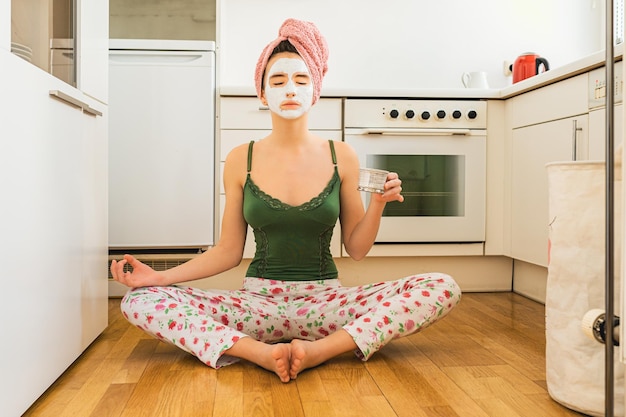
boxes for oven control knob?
[452,110,462,119]
[405,110,415,119]
[420,111,431,120]
[436,110,446,119]
[467,110,478,119]
[389,109,400,119]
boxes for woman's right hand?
[110,254,167,288]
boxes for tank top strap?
[247,140,254,173]
[328,140,337,166]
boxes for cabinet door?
[77,0,108,102]
[0,50,107,416]
[511,115,589,266]
[80,108,109,347]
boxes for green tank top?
[243,140,340,281]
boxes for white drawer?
[220,97,342,130]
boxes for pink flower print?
[123,311,129,319]
[363,317,371,323]
[296,307,309,316]
[421,290,431,297]
[319,328,329,336]
[300,330,309,337]
[273,330,284,338]
[156,332,164,339]
[305,285,316,290]
[216,325,226,331]
[283,320,291,330]
[271,287,283,295]
[444,290,452,299]
[383,301,391,307]
[221,315,229,325]
[376,294,384,302]
[360,300,367,307]
[198,303,205,311]
[133,312,139,320]
[356,294,364,301]
[377,321,384,329]
[405,319,416,331]
[204,342,210,351]
[179,337,186,346]
[415,300,423,307]
[146,315,154,324]
[155,304,165,311]
[348,308,356,316]
[383,316,391,325]
[168,303,177,309]
[168,320,177,330]
[402,293,411,298]
[193,337,199,345]
[438,296,444,303]
[329,323,337,331]
[340,299,348,307]
[326,293,337,302]
[356,327,363,333]
[338,310,346,317]
[232,336,240,343]
[237,322,244,331]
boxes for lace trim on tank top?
[245,170,339,211]
[245,139,339,211]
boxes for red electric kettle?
[512,52,550,83]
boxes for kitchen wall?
[110,0,216,40]
[218,0,604,91]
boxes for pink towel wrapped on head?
[255,18,329,105]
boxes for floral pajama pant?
[120,273,461,368]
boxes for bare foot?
[289,331,358,380]
[263,343,292,383]
[289,339,323,380]
[226,338,292,383]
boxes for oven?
[344,98,487,243]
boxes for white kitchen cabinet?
[0,50,108,417]
[511,115,589,267]
[218,97,343,258]
[507,74,589,268]
[589,104,624,160]
[0,1,8,50]
[78,0,110,103]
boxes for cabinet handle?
[49,90,102,117]
[572,119,583,161]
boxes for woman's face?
[262,52,313,120]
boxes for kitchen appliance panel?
[344,99,487,244]
[109,41,216,248]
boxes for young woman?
[110,18,461,383]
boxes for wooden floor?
[23,292,587,417]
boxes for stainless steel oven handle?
[344,128,472,136]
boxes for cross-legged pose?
[111,18,461,383]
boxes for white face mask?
[264,57,313,119]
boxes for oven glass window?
[366,154,465,217]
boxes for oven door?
[344,128,486,243]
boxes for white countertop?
[220,46,622,100]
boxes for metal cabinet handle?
[49,90,102,117]
[572,119,583,161]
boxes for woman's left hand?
[373,172,404,203]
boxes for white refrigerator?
[108,39,216,249]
